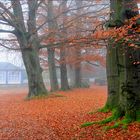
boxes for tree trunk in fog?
[105,0,140,121]
[74,48,82,87]
[12,0,48,97]
[68,64,75,87]
[47,0,59,91]
[74,0,83,88]
[48,48,59,91]
[60,0,69,90]
[60,47,69,90]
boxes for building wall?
[0,71,6,84]
[0,70,22,84]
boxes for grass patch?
[49,94,65,98]
[25,93,48,100]
[25,93,65,101]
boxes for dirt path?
[0,86,140,140]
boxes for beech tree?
[40,0,70,91]
[0,0,48,97]
[80,0,140,128]
[39,0,108,90]
[0,0,108,97]
[101,0,140,125]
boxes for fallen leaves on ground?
[0,86,140,140]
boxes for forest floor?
[0,86,140,140]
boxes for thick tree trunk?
[73,0,83,88]
[104,0,140,121]
[60,0,69,90]
[105,44,119,109]
[105,0,121,108]
[11,0,48,98]
[16,31,48,98]
[106,0,122,109]
[47,0,59,91]
[60,47,69,90]
[74,48,82,87]
[118,47,140,120]
[22,47,48,97]
[48,48,59,91]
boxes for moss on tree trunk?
[100,0,140,126]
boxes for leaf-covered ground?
[0,86,140,140]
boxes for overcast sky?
[0,51,23,67]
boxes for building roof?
[0,62,22,70]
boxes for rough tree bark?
[12,0,48,97]
[104,0,140,122]
[105,0,122,109]
[105,43,119,109]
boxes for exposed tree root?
[97,106,110,113]
[81,115,117,128]
[81,107,125,129]
[81,105,140,130]
[81,121,97,127]
[103,118,132,131]
[87,105,110,115]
